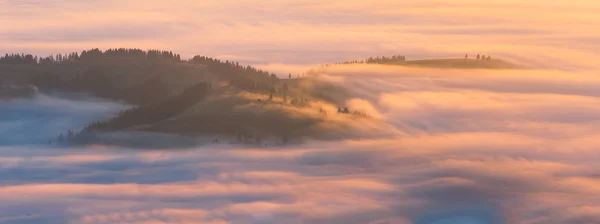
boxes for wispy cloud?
[0,93,127,145]
[2,65,600,223]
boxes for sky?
[2,1,600,223]
[1,0,599,72]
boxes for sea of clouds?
[2,64,600,224]
[2,0,600,223]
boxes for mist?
[2,0,599,223]
[1,64,599,224]
[0,93,128,146]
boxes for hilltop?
[331,54,523,69]
[396,58,521,69]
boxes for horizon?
[3,0,599,73]
[0,48,522,77]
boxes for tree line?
[189,55,279,92]
[322,54,407,67]
[0,53,38,64]
[190,55,276,80]
[1,48,279,86]
[4,48,283,97]
[0,48,183,65]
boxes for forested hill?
[1,49,372,146]
[0,48,281,105]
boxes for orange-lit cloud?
[2,0,599,71]
[2,64,600,223]
[2,1,600,223]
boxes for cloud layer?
[3,1,600,223]
[2,64,600,223]
[0,93,127,145]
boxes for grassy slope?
[389,58,522,69]
[125,82,381,141]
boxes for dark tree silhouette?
[0,53,37,64]
[4,47,311,127]
[337,54,407,65]
[4,48,185,65]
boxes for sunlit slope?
[151,92,393,139]
[91,82,396,143]
[395,58,522,69]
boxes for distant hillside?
[399,58,521,69]
[331,54,522,69]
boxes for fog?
[2,1,599,223]
[1,65,600,224]
[0,94,128,146]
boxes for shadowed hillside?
[84,82,211,132]
[1,49,276,104]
